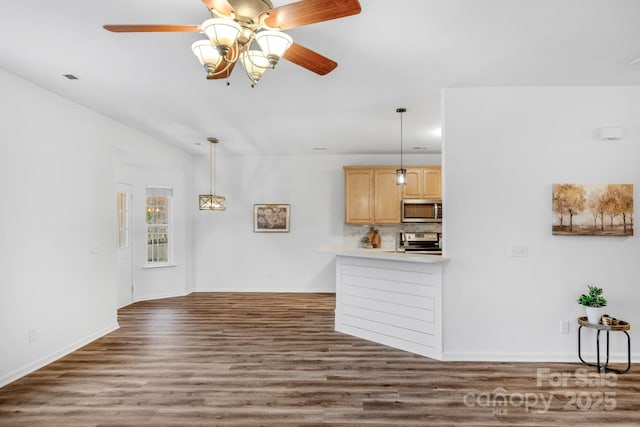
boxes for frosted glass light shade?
[191,40,222,69]
[255,30,292,65]
[240,50,270,84]
[396,168,406,185]
[202,18,242,54]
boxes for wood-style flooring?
[0,292,638,426]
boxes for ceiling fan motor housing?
[226,0,273,19]
[219,0,274,47]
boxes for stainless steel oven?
[398,232,442,254]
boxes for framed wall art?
[253,204,290,233]
[552,183,633,236]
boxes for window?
[145,187,173,265]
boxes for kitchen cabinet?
[372,168,402,223]
[344,166,402,224]
[344,167,373,224]
[403,166,441,200]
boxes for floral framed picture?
[253,204,290,233]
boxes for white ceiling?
[1,0,639,157]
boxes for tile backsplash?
[343,223,442,250]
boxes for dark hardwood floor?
[0,292,638,426]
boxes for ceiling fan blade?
[206,45,239,79]
[283,43,337,75]
[103,24,201,33]
[261,0,361,30]
[201,0,236,18]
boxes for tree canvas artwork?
[552,184,634,236]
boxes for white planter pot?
[585,306,601,324]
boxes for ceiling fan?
[104,0,362,86]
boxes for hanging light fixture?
[191,6,294,87]
[199,137,226,211]
[105,0,363,87]
[396,107,407,185]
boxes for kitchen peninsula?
[319,246,447,360]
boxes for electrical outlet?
[560,320,570,334]
[28,329,37,343]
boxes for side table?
[577,316,631,374]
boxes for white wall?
[116,145,194,301]
[193,153,440,292]
[0,69,117,385]
[442,86,640,361]
[0,68,194,386]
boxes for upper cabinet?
[344,167,374,224]
[403,166,442,200]
[344,165,442,224]
[372,168,402,224]
[344,166,402,224]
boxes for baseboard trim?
[0,323,120,388]
[442,351,639,363]
[193,288,335,293]
[133,290,193,303]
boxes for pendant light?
[396,107,407,185]
[199,137,226,211]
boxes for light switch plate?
[90,240,101,254]
[509,245,528,257]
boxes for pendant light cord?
[210,140,216,195]
[399,110,403,169]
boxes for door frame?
[116,182,134,308]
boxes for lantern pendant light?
[199,138,226,211]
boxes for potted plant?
[577,285,607,324]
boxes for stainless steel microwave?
[401,199,442,223]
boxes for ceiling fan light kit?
[202,18,242,57]
[192,40,225,74]
[240,49,271,84]
[255,30,293,67]
[104,0,362,87]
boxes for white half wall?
[193,153,440,292]
[442,86,640,362]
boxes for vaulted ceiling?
[1,1,639,157]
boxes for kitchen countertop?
[317,245,448,264]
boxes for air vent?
[63,74,79,80]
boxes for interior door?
[116,183,133,308]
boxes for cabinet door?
[344,168,373,224]
[402,168,423,199]
[423,167,442,199]
[373,168,402,224]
